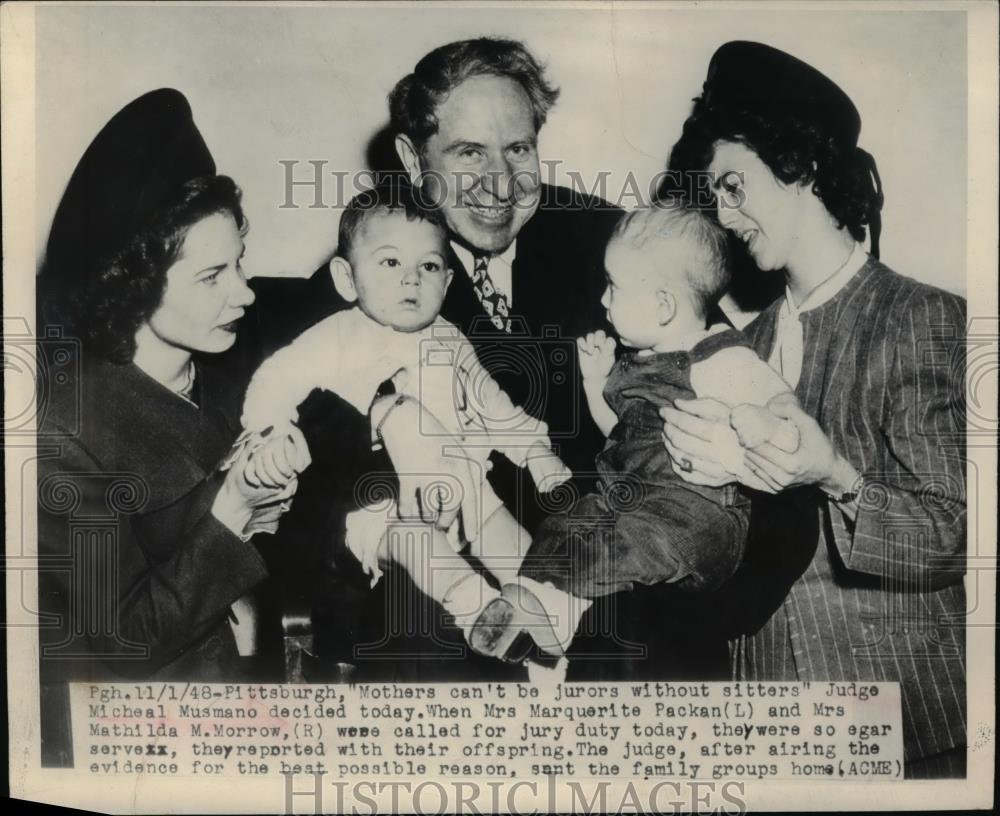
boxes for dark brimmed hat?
[702,41,861,149]
[43,88,215,284]
[699,41,883,256]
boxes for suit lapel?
[509,246,536,331]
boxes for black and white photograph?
[3,1,996,813]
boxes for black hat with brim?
[697,41,883,257]
[701,41,861,149]
[43,88,215,284]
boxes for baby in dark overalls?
[473,201,800,663]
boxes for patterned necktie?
[471,254,512,333]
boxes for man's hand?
[577,330,617,383]
[373,394,482,540]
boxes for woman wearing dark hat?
[36,89,309,746]
[660,42,967,778]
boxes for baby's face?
[601,237,682,349]
[349,213,452,332]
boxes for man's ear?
[656,288,677,326]
[330,256,358,303]
[395,134,422,185]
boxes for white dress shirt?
[451,240,517,306]
[769,242,869,389]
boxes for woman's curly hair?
[666,101,882,245]
[42,175,247,363]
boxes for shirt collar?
[451,239,518,274]
[497,241,517,266]
[782,242,869,318]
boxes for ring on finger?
[679,457,694,473]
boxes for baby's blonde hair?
[612,198,730,317]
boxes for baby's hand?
[525,441,573,493]
[577,331,617,382]
[730,403,800,453]
[242,424,313,489]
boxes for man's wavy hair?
[389,37,560,151]
[41,176,247,364]
[667,101,882,246]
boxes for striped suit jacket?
[733,257,967,762]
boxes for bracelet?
[824,473,864,505]
[373,394,409,449]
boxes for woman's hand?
[373,394,482,539]
[743,394,860,495]
[659,396,738,487]
[212,428,309,536]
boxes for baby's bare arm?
[577,331,619,436]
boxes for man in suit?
[246,38,620,486]
[240,38,730,681]
[388,38,626,521]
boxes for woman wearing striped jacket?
[660,41,967,778]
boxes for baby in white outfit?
[242,185,570,658]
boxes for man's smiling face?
[410,74,541,254]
